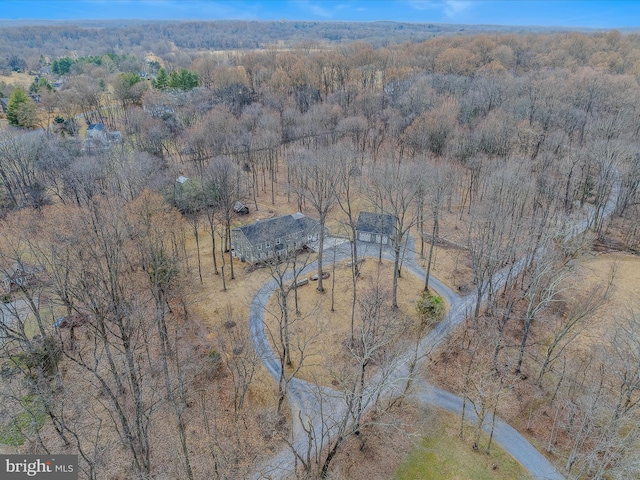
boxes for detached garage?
[356,212,397,246]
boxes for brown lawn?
[184,181,475,394]
[0,71,33,88]
[529,251,640,359]
[263,256,426,386]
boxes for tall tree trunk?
[317,222,325,293]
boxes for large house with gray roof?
[231,213,323,264]
[356,212,397,246]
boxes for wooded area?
[1,21,640,479]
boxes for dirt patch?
[328,401,427,479]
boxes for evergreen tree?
[168,68,199,90]
[29,77,54,94]
[6,87,37,127]
[52,57,75,75]
[16,100,39,129]
[152,68,169,90]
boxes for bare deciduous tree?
[368,160,420,308]
[287,146,339,293]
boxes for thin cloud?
[444,0,473,17]
[291,0,335,18]
[405,1,440,11]
[406,0,477,18]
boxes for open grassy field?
[0,71,33,88]
[534,251,640,360]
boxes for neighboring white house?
[356,212,397,245]
[231,213,324,264]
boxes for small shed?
[234,201,249,215]
[108,131,123,143]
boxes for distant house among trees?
[231,212,323,263]
[1,263,44,295]
[83,122,123,152]
[87,122,106,140]
[356,212,397,245]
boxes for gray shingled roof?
[356,212,396,236]
[237,213,318,246]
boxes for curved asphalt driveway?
[250,236,563,480]
[250,174,620,479]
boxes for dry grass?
[415,202,476,292]
[394,409,533,480]
[263,257,425,386]
[414,242,475,293]
[422,251,640,474]
[0,72,33,88]
[327,402,532,480]
[180,226,280,408]
[551,251,640,355]
[329,401,428,479]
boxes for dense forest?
[1,21,640,479]
[0,19,610,72]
